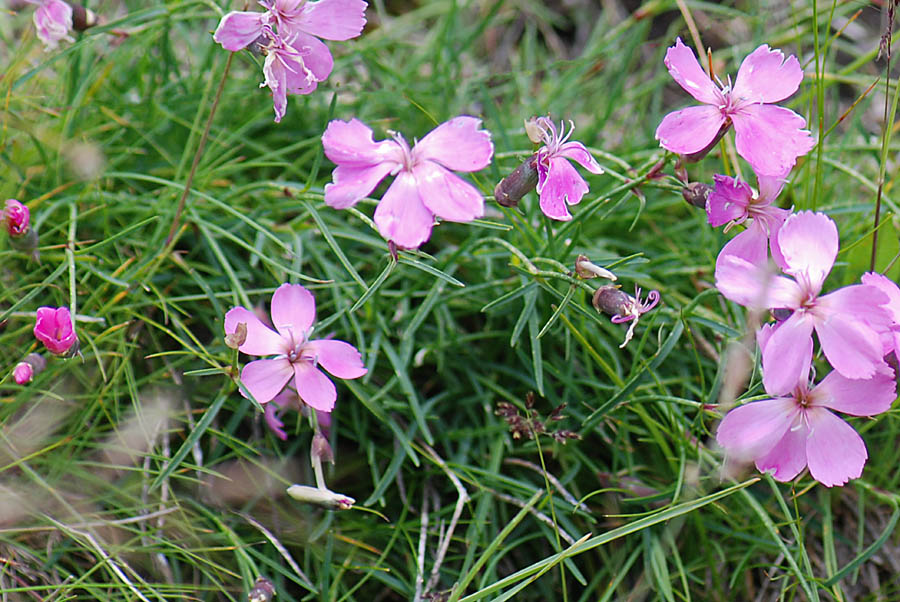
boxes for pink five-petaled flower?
[224,283,367,413]
[716,211,892,393]
[527,117,603,221]
[717,325,896,487]
[34,306,79,356]
[3,199,30,237]
[656,38,814,176]
[23,0,73,50]
[707,173,790,269]
[322,116,494,249]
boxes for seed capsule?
[494,155,538,208]
[682,182,712,209]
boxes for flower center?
[390,131,415,171]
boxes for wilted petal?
[717,397,799,460]
[536,157,590,221]
[707,175,752,227]
[270,283,316,338]
[816,313,887,380]
[240,358,294,403]
[413,117,494,172]
[656,105,726,155]
[732,44,804,104]
[558,141,603,174]
[663,38,720,104]
[373,171,435,248]
[225,306,287,356]
[293,363,337,412]
[213,11,266,51]
[322,118,403,166]
[732,104,814,176]
[775,211,837,292]
[761,311,814,396]
[812,369,896,416]
[414,162,484,222]
[324,163,395,209]
[296,0,367,40]
[805,408,867,487]
[755,418,809,482]
[263,52,289,123]
[305,339,367,378]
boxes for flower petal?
[818,284,891,329]
[732,104,814,176]
[861,272,900,323]
[240,358,294,403]
[289,32,333,82]
[225,306,287,356]
[536,157,590,221]
[322,118,403,166]
[414,162,484,222]
[716,222,768,268]
[264,403,289,440]
[306,339,367,378]
[776,211,837,292]
[717,396,799,461]
[413,117,494,172]
[663,38,720,104]
[262,52,289,123]
[714,252,800,309]
[213,11,266,51]
[707,174,752,227]
[270,283,316,339]
[732,44,804,103]
[812,368,896,416]
[558,142,603,174]
[816,312,888,380]
[324,163,395,209]
[805,408,867,487]
[373,171,435,248]
[296,0,367,41]
[754,417,809,482]
[761,311,814,396]
[656,105,726,155]
[293,363,337,412]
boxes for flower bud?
[523,117,544,144]
[591,285,633,317]
[248,576,276,602]
[574,255,617,281]
[3,199,30,236]
[494,155,538,208]
[34,306,79,357]
[286,485,354,510]
[13,362,33,385]
[71,4,98,31]
[681,182,712,209]
[311,431,334,464]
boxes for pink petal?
[412,117,494,172]
[536,157,590,221]
[655,105,727,155]
[716,222,768,268]
[324,163,395,209]
[805,408,867,487]
[321,118,403,167]
[290,32,333,82]
[663,38,720,104]
[224,306,287,356]
[732,45,804,103]
[296,0,367,41]
[776,211,837,292]
[293,363,337,412]
[818,284,891,329]
[707,175,752,227]
[732,104,815,176]
[270,283,316,339]
[816,312,888,380]
[558,142,603,174]
[373,171,435,248]
[756,173,787,205]
[33,0,72,49]
[305,339,367,378]
[240,358,294,403]
[264,403,289,440]
[213,11,266,51]
[414,162,484,222]
[716,397,799,461]
[812,369,896,416]
[861,272,900,323]
[760,311,815,396]
[714,253,800,309]
[755,417,809,482]
[263,52,290,123]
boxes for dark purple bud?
[682,182,712,209]
[592,285,632,317]
[71,5,99,31]
[494,155,538,208]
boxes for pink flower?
[34,306,79,356]
[322,116,494,248]
[24,0,73,49]
[224,283,367,412]
[13,362,34,385]
[716,212,892,392]
[527,117,603,221]
[860,272,900,358]
[260,29,326,123]
[655,38,814,176]
[717,328,895,487]
[3,199,30,237]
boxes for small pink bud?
[33,306,79,356]
[3,199,30,236]
[13,362,33,385]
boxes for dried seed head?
[592,285,632,317]
[494,155,538,208]
[575,255,617,280]
[682,182,712,209]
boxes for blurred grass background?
[2,0,900,600]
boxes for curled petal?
[663,38,720,104]
[213,11,266,51]
[656,105,727,155]
[240,358,294,404]
[732,44,804,104]
[775,211,837,292]
[558,142,603,174]
[305,339,367,378]
[414,162,484,223]
[812,369,896,416]
[225,306,286,356]
[373,171,435,249]
[293,363,337,412]
[290,32,333,82]
[270,283,316,339]
[717,397,799,461]
[263,52,290,123]
[805,408,867,487]
[537,157,590,221]
[413,116,494,172]
[754,417,809,482]
[264,403,288,440]
[295,0,367,41]
[324,163,395,209]
[732,104,814,176]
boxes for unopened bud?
[681,182,712,209]
[71,5,99,31]
[225,322,247,349]
[681,122,729,163]
[311,431,334,464]
[494,155,538,208]
[591,285,632,317]
[248,576,276,602]
[575,255,617,280]
[3,199,29,236]
[286,485,355,510]
[13,362,33,385]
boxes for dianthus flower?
[34,306,79,356]
[716,211,892,392]
[656,38,814,176]
[527,117,603,221]
[321,116,494,248]
[24,0,73,50]
[717,325,896,487]
[225,283,367,412]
